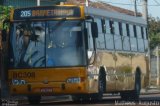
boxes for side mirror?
[91,22,98,38]
[2,29,7,41]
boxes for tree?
[0,5,13,29]
[148,16,160,50]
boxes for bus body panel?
[95,51,148,92]
[8,67,97,95]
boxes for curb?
[141,89,160,95]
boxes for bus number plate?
[40,88,53,92]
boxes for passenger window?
[122,23,130,51]
[130,24,137,51]
[133,25,137,38]
[141,27,144,39]
[101,19,106,33]
[137,26,142,38]
[114,21,122,50]
[143,27,148,39]
[95,18,103,33]
[114,21,120,35]
[96,34,106,49]
[109,20,114,35]
[105,20,111,34]
[95,18,105,49]
[86,23,94,50]
[105,19,114,50]
[122,23,127,36]
[119,22,123,36]
[126,24,130,37]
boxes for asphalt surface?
[2,93,159,106]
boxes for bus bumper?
[9,82,89,95]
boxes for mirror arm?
[85,16,94,22]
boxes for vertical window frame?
[126,23,130,37]
[133,25,137,38]
[119,22,123,36]
[141,26,144,39]
[109,20,114,35]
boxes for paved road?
[2,93,160,106]
[24,94,160,106]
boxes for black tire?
[133,69,141,100]
[120,92,128,100]
[91,73,105,101]
[72,72,105,102]
[72,95,82,102]
[120,69,141,101]
[28,96,41,105]
[72,95,90,102]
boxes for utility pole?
[142,0,148,22]
[156,46,159,86]
[142,0,151,88]
[134,0,137,16]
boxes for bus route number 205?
[20,10,31,17]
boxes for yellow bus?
[2,4,149,104]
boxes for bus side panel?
[96,51,148,92]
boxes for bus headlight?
[66,77,81,83]
[12,79,26,85]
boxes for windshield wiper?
[52,17,66,31]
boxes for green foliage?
[0,5,13,29]
[148,16,160,50]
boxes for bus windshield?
[9,20,87,68]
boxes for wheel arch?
[135,66,142,89]
[98,66,107,92]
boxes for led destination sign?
[13,6,82,20]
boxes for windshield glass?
[9,20,86,68]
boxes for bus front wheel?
[91,72,105,101]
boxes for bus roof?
[85,7,147,26]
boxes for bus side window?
[122,23,127,36]
[133,25,137,38]
[95,17,105,49]
[101,18,106,33]
[105,19,114,50]
[130,24,137,52]
[141,27,144,39]
[86,22,93,50]
[145,28,148,40]
[122,23,130,51]
[105,19,111,34]
[126,24,130,37]
[137,26,144,52]
[109,20,114,35]
[114,21,122,50]
[119,22,123,36]
[95,17,102,33]
[143,27,148,51]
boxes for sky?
[90,0,160,18]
